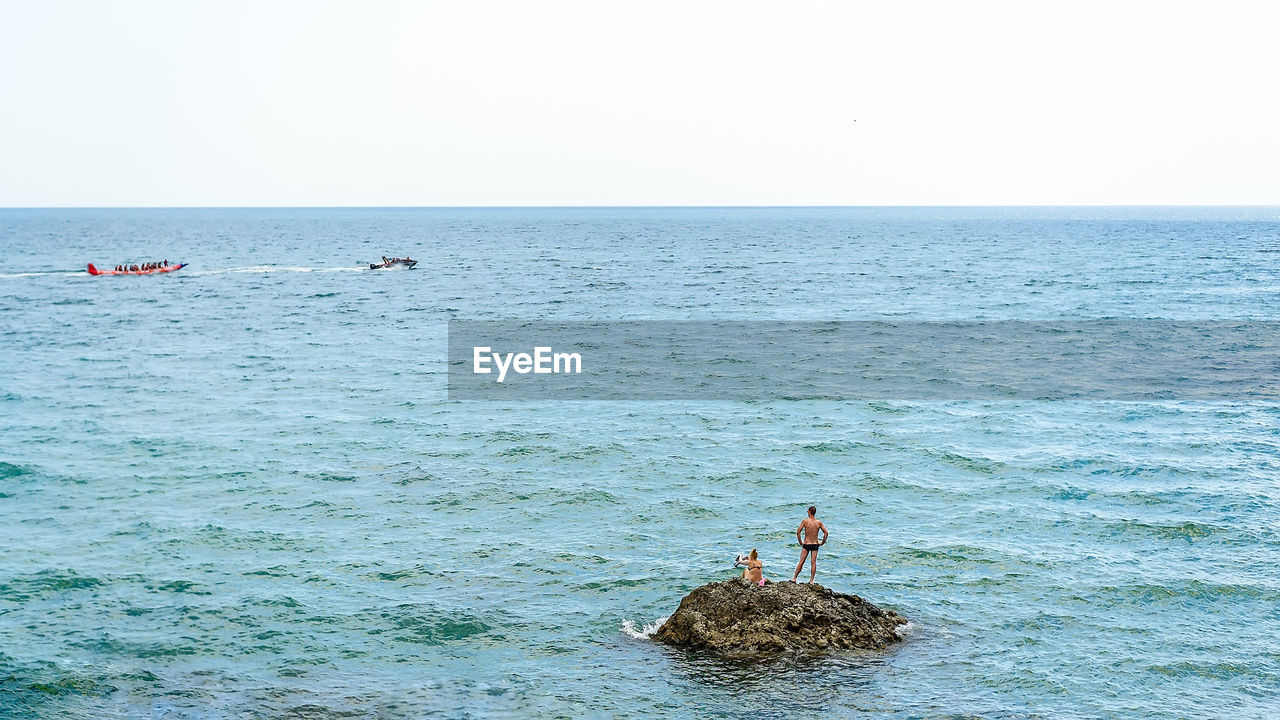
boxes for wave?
[931,450,1008,475]
[800,440,875,454]
[621,616,668,640]
[382,605,494,645]
[895,545,1000,566]
[0,461,34,479]
[895,620,928,640]
[1088,578,1280,605]
[1191,284,1280,295]
[0,569,104,602]
[1146,660,1270,681]
[1110,518,1220,541]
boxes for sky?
[1,1,1278,206]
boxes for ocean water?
[1,207,1278,719]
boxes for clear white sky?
[1,1,1277,206]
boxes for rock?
[653,578,906,654]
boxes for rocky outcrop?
[653,578,906,654]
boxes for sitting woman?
[738,548,766,586]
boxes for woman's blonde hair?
[749,548,758,560]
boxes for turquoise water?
[2,207,1279,718]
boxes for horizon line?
[2,204,1279,210]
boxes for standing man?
[790,505,828,583]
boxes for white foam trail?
[184,266,367,276]
[0,270,86,279]
[621,616,668,640]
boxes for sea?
[1,207,1278,719]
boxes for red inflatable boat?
[87,263,187,276]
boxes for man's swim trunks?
[803,543,820,552]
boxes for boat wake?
[0,270,86,279]
[620,616,668,640]
[184,266,368,276]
